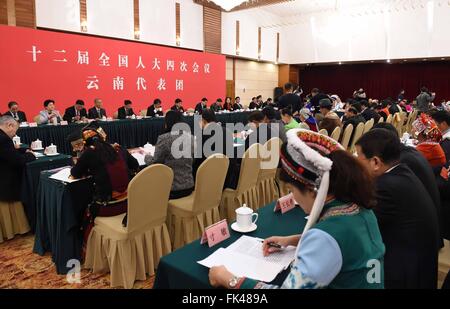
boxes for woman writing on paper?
[209,129,385,289]
[70,124,139,255]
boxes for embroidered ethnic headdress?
[280,129,344,241]
[82,126,107,145]
[412,113,442,142]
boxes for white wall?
[35,0,204,50]
[36,0,80,32]
[87,0,134,40]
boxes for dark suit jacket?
[118,106,135,119]
[440,138,450,162]
[193,123,238,189]
[195,102,207,114]
[309,93,329,112]
[63,106,88,122]
[361,108,381,123]
[277,93,303,112]
[88,107,107,119]
[4,111,27,122]
[146,105,163,117]
[248,102,260,110]
[375,164,439,288]
[0,130,36,202]
[232,103,243,110]
[170,105,185,113]
[400,145,443,244]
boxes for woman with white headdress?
[209,129,385,289]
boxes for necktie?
[14,112,18,119]
[98,109,101,117]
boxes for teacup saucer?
[46,152,60,156]
[231,222,257,233]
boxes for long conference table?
[154,203,307,289]
[17,112,252,154]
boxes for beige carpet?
[0,233,154,289]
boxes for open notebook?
[198,235,296,282]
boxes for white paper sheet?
[132,152,146,166]
[49,167,84,183]
[197,236,296,282]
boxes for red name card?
[274,193,296,214]
[29,122,38,127]
[60,121,68,126]
[200,219,230,247]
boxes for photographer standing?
[416,87,435,113]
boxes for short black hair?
[256,95,262,99]
[201,108,216,123]
[311,88,319,93]
[153,98,161,105]
[124,100,132,105]
[44,99,55,107]
[235,96,240,100]
[431,110,450,126]
[267,97,272,101]
[348,106,359,115]
[247,111,265,123]
[360,100,369,108]
[175,98,182,104]
[262,106,276,120]
[351,102,362,113]
[201,97,208,102]
[216,98,223,102]
[281,108,293,117]
[284,83,293,91]
[8,101,18,109]
[252,97,256,100]
[372,123,399,138]
[356,129,401,165]
[75,99,85,106]
[421,86,428,93]
[164,110,182,132]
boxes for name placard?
[200,219,230,247]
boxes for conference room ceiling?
[193,0,293,12]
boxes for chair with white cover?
[0,201,30,243]
[140,110,147,117]
[330,126,341,141]
[167,154,229,249]
[349,122,365,153]
[257,138,281,209]
[84,164,173,289]
[362,118,374,135]
[220,143,262,221]
[340,124,353,150]
[318,129,328,136]
[378,117,384,124]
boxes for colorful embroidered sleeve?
[238,229,343,289]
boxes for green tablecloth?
[21,153,73,232]
[17,112,251,155]
[33,171,93,274]
[153,203,307,289]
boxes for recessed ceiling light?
[441,58,445,60]
[423,59,427,61]
[338,62,342,65]
[370,60,374,63]
[387,59,391,63]
[403,59,407,61]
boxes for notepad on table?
[197,235,296,282]
[49,167,84,183]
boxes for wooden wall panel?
[15,0,35,28]
[0,0,8,25]
[79,0,86,31]
[175,2,180,45]
[133,0,139,39]
[203,6,221,54]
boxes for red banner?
[0,25,225,118]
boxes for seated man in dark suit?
[244,111,280,151]
[117,100,135,119]
[63,100,88,123]
[431,110,450,162]
[232,97,243,110]
[88,98,107,119]
[248,97,259,110]
[210,98,223,112]
[360,100,380,123]
[5,101,27,123]
[373,122,444,246]
[170,98,185,113]
[193,108,238,189]
[195,98,208,114]
[147,98,164,117]
[356,129,439,289]
[0,115,36,241]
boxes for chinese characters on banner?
[0,26,226,117]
